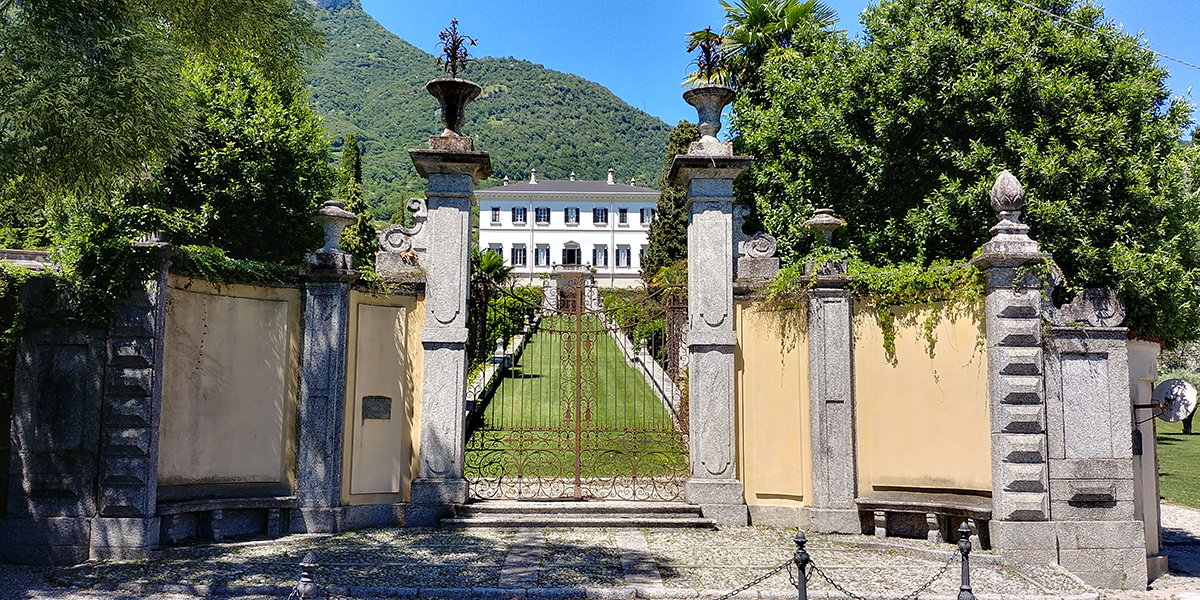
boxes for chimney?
[530,168,537,184]
[502,175,509,186]
[607,168,615,185]
[569,171,576,181]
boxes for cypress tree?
[641,121,700,282]
[338,133,378,275]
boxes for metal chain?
[711,559,794,600]
[808,549,959,600]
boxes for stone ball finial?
[990,170,1025,213]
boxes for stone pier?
[405,146,491,526]
[670,152,752,526]
[294,235,357,533]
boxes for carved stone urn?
[683,84,735,155]
[427,78,481,138]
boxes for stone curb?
[54,579,1100,600]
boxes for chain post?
[293,551,321,599]
[956,522,975,600]
[794,530,809,600]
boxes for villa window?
[511,246,527,266]
[593,245,608,267]
[565,207,580,225]
[593,207,608,224]
[535,246,550,266]
[536,207,550,224]
[490,207,500,223]
[512,207,527,224]
[618,208,628,224]
[488,244,502,258]
[616,246,631,268]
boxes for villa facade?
[475,168,657,288]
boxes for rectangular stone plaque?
[362,396,392,420]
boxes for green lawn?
[465,315,688,482]
[1158,419,1200,508]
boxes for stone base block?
[1147,554,1168,582]
[289,504,406,533]
[1059,547,1147,590]
[700,504,748,526]
[990,520,1057,551]
[376,252,423,281]
[291,508,341,534]
[685,479,744,506]
[406,478,469,527]
[411,478,468,505]
[89,517,159,560]
[0,517,91,565]
[737,257,780,281]
[341,503,406,530]
[747,505,802,528]
[805,508,860,534]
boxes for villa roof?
[475,179,657,196]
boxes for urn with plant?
[682,26,734,154]
[427,19,481,139]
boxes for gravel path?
[1,505,1197,600]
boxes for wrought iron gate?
[464,275,689,501]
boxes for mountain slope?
[305,1,671,219]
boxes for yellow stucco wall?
[159,276,301,488]
[340,291,424,506]
[854,300,991,494]
[735,300,811,507]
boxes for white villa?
[475,168,658,289]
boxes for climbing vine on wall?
[765,250,985,359]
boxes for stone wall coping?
[408,148,492,180]
[668,155,753,187]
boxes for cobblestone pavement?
[2,504,1198,600]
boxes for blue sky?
[360,0,1199,137]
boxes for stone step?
[442,515,715,529]
[444,501,714,529]
[456,500,701,516]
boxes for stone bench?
[158,496,297,543]
[855,492,991,549]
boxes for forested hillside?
[306,0,671,219]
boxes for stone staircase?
[441,500,715,529]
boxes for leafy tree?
[338,133,378,273]
[128,53,331,263]
[642,121,701,281]
[0,0,323,206]
[732,0,1200,346]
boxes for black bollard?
[957,523,975,600]
[296,552,321,599]
[794,530,809,600]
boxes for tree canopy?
[126,53,331,264]
[731,0,1200,346]
[0,0,323,205]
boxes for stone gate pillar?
[295,201,358,533]
[670,85,751,525]
[806,272,859,532]
[405,144,490,527]
[969,172,1056,560]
